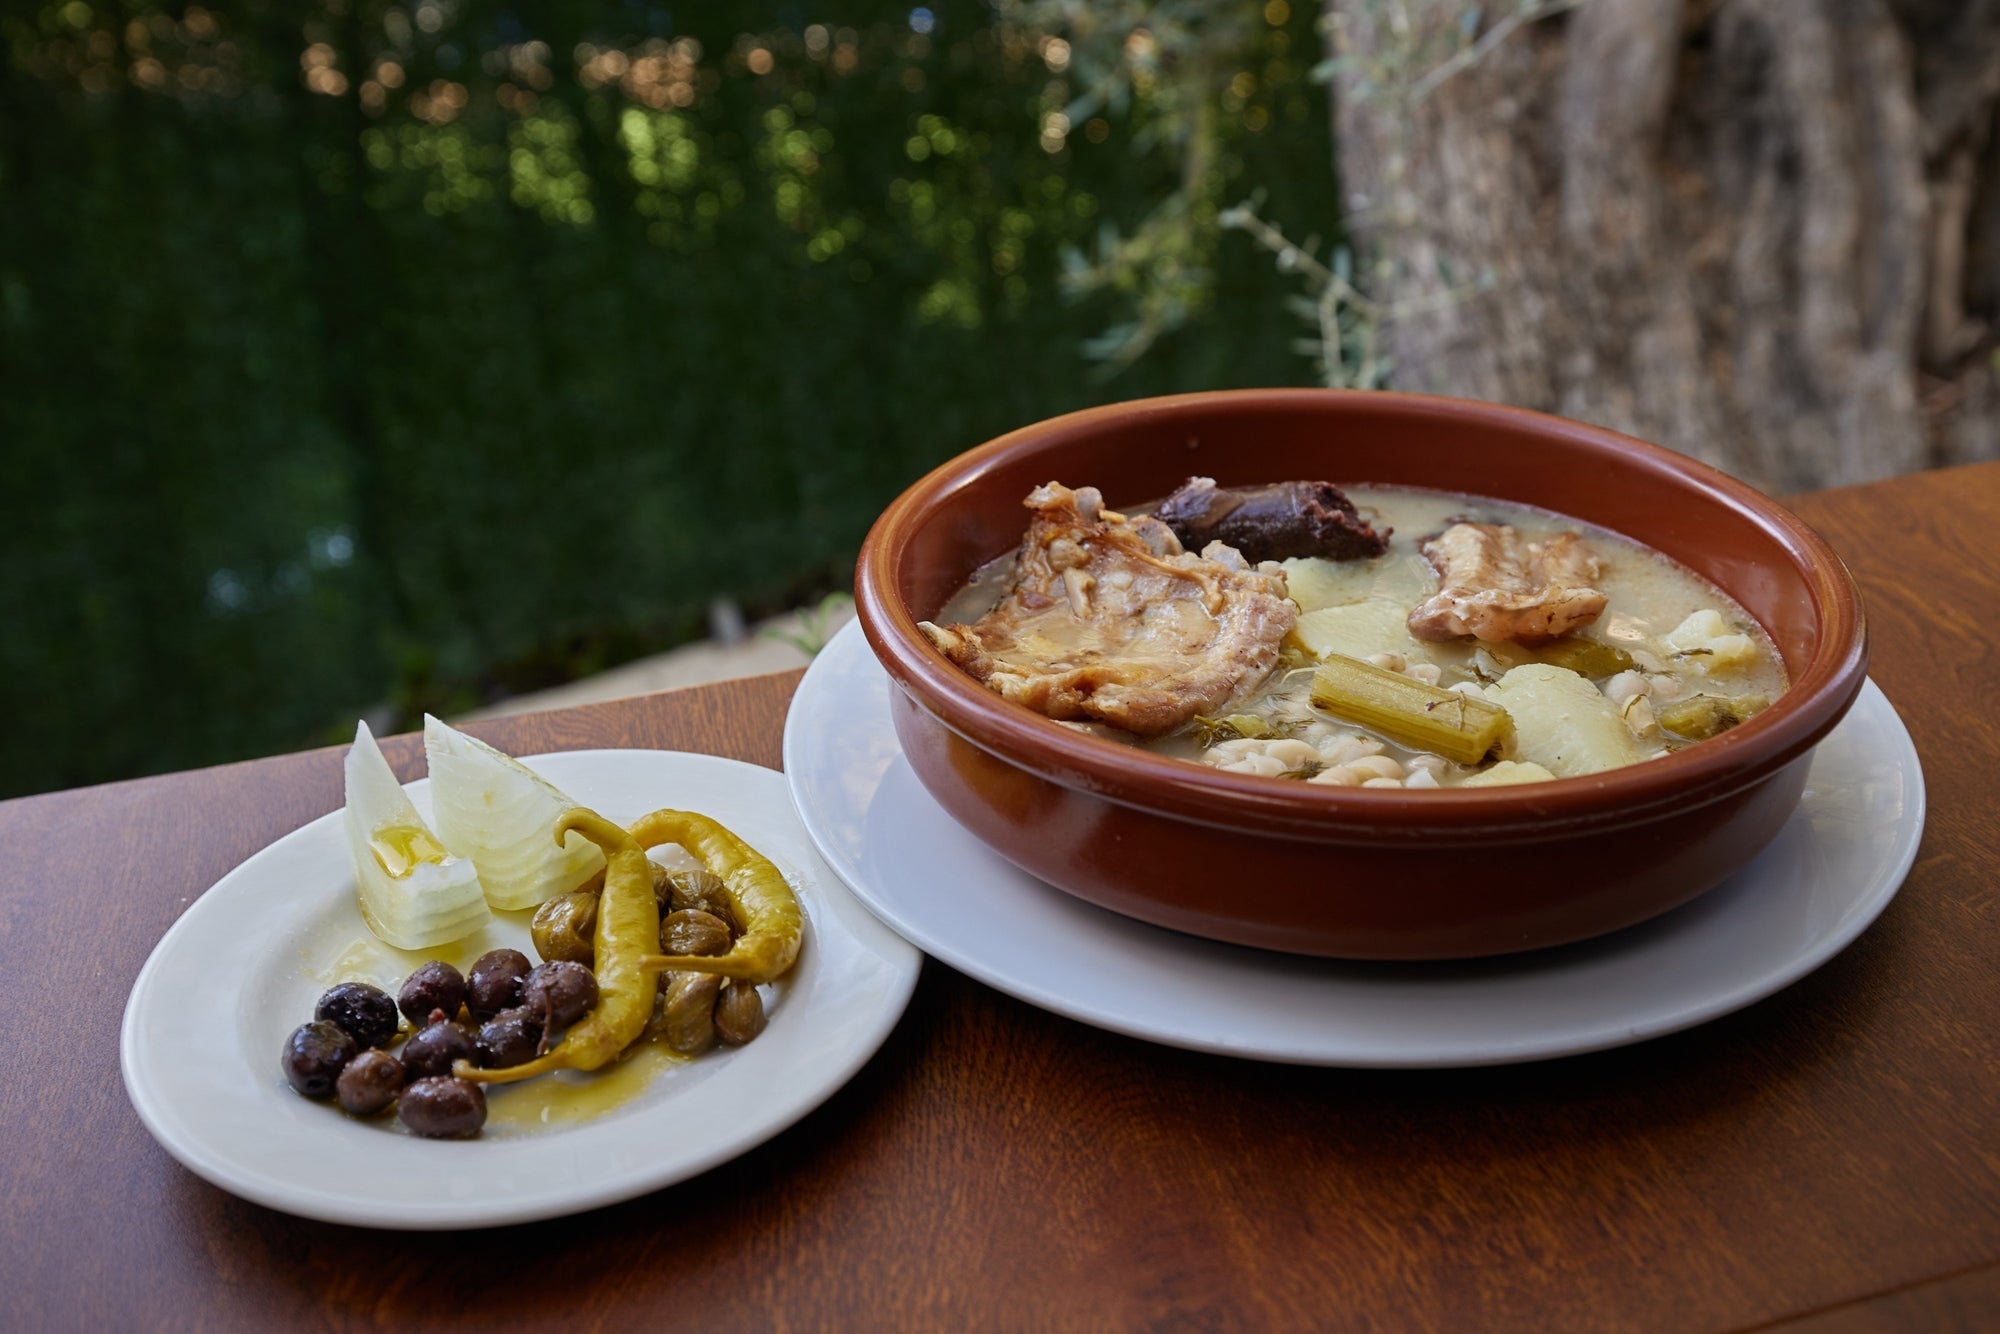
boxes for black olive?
[467,948,532,1020]
[521,961,597,1031]
[400,1016,478,1081]
[396,961,468,1026]
[282,1020,357,1098]
[314,981,400,1049]
[477,1006,545,1068]
[336,1049,405,1116]
[399,1076,486,1139]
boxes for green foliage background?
[0,0,1334,797]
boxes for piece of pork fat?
[1153,477,1391,563]
[1407,523,1607,645]
[919,482,1297,736]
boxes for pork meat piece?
[920,482,1297,736]
[1407,523,1607,645]
[1153,477,1390,563]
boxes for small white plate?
[784,622,1923,1068]
[121,750,921,1229]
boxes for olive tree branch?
[1221,199,1490,388]
[1407,0,1586,105]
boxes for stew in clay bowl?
[854,390,1868,960]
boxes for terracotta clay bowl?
[854,390,1868,959]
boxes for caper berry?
[661,909,732,957]
[714,981,767,1047]
[667,868,736,929]
[660,972,722,1056]
[531,892,597,968]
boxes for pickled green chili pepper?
[629,809,803,985]
[454,808,659,1084]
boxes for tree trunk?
[1329,0,2000,491]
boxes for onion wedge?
[343,721,491,948]
[422,716,606,910]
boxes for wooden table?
[5,465,1997,1332]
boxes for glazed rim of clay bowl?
[856,390,1869,847]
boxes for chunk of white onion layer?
[343,720,491,949]
[422,716,606,911]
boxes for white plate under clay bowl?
[122,750,921,1230]
[784,622,1925,1068]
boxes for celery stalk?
[1309,654,1513,765]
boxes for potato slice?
[1280,554,1436,615]
[1664,609,1758,674]
[1484,664,1644,777]
[1279,557,1372,613]
[1461,760,1557,788]
[1370,553,1439,607]
[1289,600,1429,664]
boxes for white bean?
[1362,777,1403,789]
[1620,696,1661,739]
[1318,734,1385,766]
[1349,755,1405,781]
[1603,670,1651,706]
[1207,735,1321,777]
[1264,739,1321,771]
[1203,738,1259,765]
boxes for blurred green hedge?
[0,0,1335,797]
